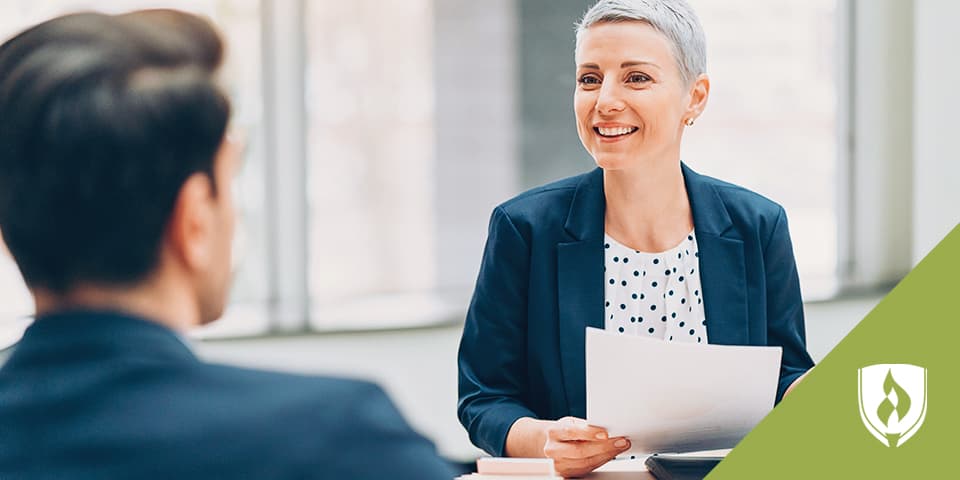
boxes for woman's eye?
[578,74,601,85]
[627,73,651,83]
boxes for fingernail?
[614,439,627,448]
[595,432,607,440]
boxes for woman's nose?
[596,79,625,114]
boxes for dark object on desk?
[644,455,723,480]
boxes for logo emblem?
[858,364,927,447]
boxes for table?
[461,450,730,479]
[586,458,654,479]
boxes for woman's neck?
[603,160,694,252]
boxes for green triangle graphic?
[708,224,960,479]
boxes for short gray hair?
[575,0,707,84]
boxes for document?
[585,327,782,454]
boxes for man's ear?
[167,172,216,273]
[685,73,710,122]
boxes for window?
[683,0,841,298]
[305,0,460,330]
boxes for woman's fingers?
[551,416,609,441]
[554,447,628,478]
[541,417,631,477]
[546,436,630,460]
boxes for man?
[0,10,454,479]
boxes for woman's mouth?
[594,126,638,138]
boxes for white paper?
[585,327,782,454]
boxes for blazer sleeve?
[763,206,816,402]
[457,206,538,456]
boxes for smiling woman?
[456,0,816,477]
[574,22,707,181]
[573,19,709,254]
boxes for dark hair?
[0,10,230,293]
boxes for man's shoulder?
[188,364,450,467]
[188,363,421,441]
[194,362,389,409]
[190,363,455,478]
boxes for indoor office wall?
[843,0,959,285]
[912,0,960,262]
[434,0,519,294]
[844,0,914,291]
[517,0,595,187]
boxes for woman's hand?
[506,416,630,478]
[544,417,631,477]
[784,369,811,397]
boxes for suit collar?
[681,163,734,237]
[563,167,604,241]
[6,310,197,368]
[563,163,735,241]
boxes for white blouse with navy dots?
[603,230,708,344]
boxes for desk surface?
[590,449,729,478]
[463,450,729,479]
[587,458,654,478]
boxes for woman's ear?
[685,73,710,124]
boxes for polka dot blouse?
[603,230,708,344]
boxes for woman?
[457,0,815,476]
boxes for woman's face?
[574,21,707,172]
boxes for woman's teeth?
[596,126,638,137]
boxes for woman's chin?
[592,155,632,171]
[593,151,672,172]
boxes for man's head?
[0,10,237,324]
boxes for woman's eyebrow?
[577,61,661,70]
[621,60,660,69]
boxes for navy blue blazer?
[0,311,455,479]
[457,164,815,456]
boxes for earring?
[685,118,695,126]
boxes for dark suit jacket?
[0,310,455,479]
[457,164,815,456]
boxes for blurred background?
[1,0,957,464]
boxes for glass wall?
[685,0,839,298]
[305,0,445,329]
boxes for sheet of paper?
[586,327,782,454]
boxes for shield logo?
[858,364,927,447]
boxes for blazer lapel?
[683,164,749,345]
[557,168,605,419]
